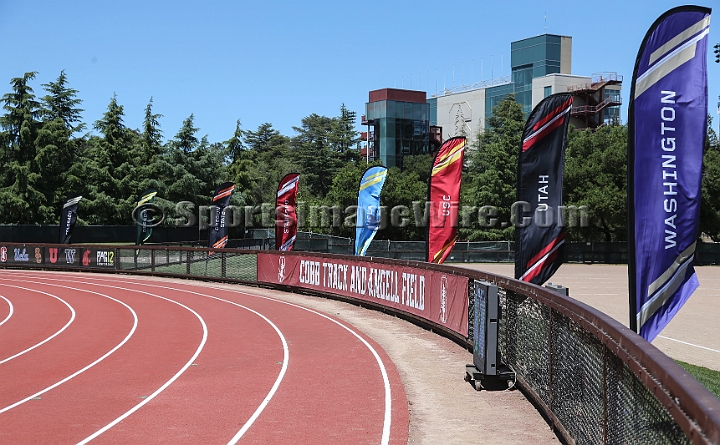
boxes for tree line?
[1,71,719,243]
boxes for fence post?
[186,250,191,275]
[151,248,155,272]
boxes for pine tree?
[0,72,49,223]
[141,97,163,164]
[0,72,42,165]
[171,114,199,154]
[41,70,85,134]
[225,119,245,164]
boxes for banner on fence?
[257,253,469,335]
[0,244,117,269]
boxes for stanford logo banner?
[276,173,300,251]
[135,189,157,248]
[427,137,465,264]
[628,6,710,341]
[59,194,82,244]
[355,166,388,256]
[514,93,573,285]
[208,182,236,250]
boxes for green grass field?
[676,360,720,399]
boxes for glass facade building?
[365,89,430,169]
[485,83,517,124]
[511,34,568,116]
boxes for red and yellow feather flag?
[427,136,465,264]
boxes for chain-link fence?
[2,244,719,444]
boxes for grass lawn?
[676,360,720,399]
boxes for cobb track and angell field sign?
[258,252,469,336]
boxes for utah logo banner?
[208,182,236,250]
[514,93,573,285]
[427,137,465,264]
[628,6,711,341]
[276,173,300,251]
[355,166,387,256]
[59,194,82,244]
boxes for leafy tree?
[402,153,433,184]
[700,115,720,241]
[461,95,524,241]
[379,166,429,241]
[228,122,296,206]
[564,125,628,242]
[292,113,340,198]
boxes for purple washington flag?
[628,6,711,341]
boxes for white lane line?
[18,274,289,445]
[657,336,720,354]
[71,282,209,445]
[0,283,138,414]
[0,295,14,327]
[71,275,391,445]
[0,284,75,365]
[234,291,393,445]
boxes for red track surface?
[0,270,409,444]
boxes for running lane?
[0,276,206,444]
[0,286,72,362]
[2,271,409,444]
[0,295,12,327]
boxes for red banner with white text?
[428,137,465,264]
[258,252,469,336]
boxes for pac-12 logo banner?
[276,173,300,252]
[515,93,573,285]
[628,6,711,341]
[257,253,469,336]
[428,137,465,264]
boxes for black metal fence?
[2,244,720,444]
[4,226,720,265]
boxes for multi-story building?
[361,88,430,169]
[363,33,622,168]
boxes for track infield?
[462,263,720,372]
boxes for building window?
[544,86,552,97]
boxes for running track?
[0,270,409,444]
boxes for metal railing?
[2,243,719,444]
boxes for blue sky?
[1,1,718,143]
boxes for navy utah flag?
[515,93,573,285]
